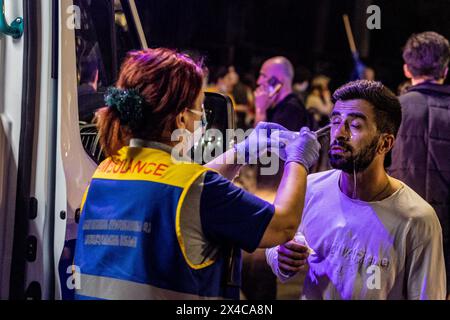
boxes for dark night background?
[134,0,450,91]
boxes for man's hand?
[277,240,310,275]
[254,86,278,116]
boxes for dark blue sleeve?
[200,171,275,253]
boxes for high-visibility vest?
[73,146,240,300]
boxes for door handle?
[0,0,23,39]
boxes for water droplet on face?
[352,154,357,199]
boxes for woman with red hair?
[73,48,320,300]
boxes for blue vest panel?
[73,147,240,300]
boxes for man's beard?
[328,135,380,174]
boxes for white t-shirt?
[266,169,446,300]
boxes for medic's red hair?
[95,48,205,158]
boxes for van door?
[55,0,145,300]
[1,0,62,300]
[0,0,25,300]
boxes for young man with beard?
[266,80,446,300]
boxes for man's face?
[257,62,284,90]
[328,99,381,173]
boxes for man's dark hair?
[402,31,450,80]
[332,80,402,167]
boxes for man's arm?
[258,163,307,247]
[254,108,267,126]
[258,127,320,248]
[201,128,320,251]
[266,231,309,282]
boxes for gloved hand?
[284,127,320,172]
[234,122,289,164]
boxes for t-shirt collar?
[337,170,405,204]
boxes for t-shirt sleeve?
[200,171,275,253]
[405,215,447,300]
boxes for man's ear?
[403,64,413,79]
[378,134,395,155]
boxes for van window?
[76,0,140,162]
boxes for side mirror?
[192,92,236,164]
[204,92,236,134]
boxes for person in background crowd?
[293,66,312,104]
[362,66,376,81]
[233,70,255,130]
[390,31,450,299]
[228,66,240,89]
[207,65,238,105]
[305,75,333,127]
[78,57,104,123]
[397,80,412,96]
[267,80,446,300]
[254,56,311,131]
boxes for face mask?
[186,105,208,147]
[187,105,208,131]
[171,126,204,164]
[172,106,208,163]
[183,126,204,153]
